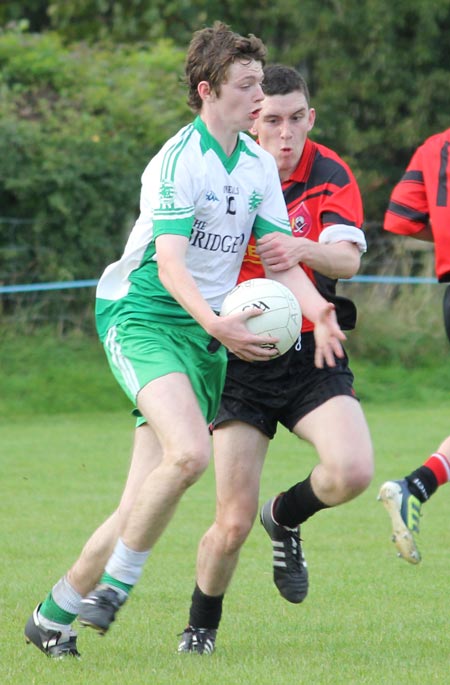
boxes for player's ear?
[308,108,316,132]
[198,80,213,102]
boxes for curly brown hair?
[185,21,267,112]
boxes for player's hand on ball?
[214,308,280,362]
[219,279,301,360]
[313,303,346,368]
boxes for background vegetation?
[1,1,450,290]
[0,29,189,286]
[1,2,449,364]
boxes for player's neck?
[199,113,239,157]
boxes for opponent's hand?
[313,303,346,368]
[211,308,280,362]
[256,233,306,271]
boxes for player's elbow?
[334,257,361,280]
[331,245,362,280]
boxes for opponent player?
[178,64,373,655]
[378,128,450,563]
[24,27,345,658]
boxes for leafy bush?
[0,29,190,284]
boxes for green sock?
[39,592,77,625]
[101,572,133,595]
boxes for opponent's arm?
[407,224,434,242]
[256,233,361,279]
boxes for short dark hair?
[185,21,267,112]
[262,64,310,105]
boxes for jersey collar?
[194,116,252,173]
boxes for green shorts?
[103,320,227,426]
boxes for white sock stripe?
[433,452,450,480]
[105,326,140,398]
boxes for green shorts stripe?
[105,326,141,398]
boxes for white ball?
[220,278,302,356]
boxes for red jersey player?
[239,125,365,332]
[178,65,373,654]
[379,129,450,564]
[384,129,450,282]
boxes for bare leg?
[294,395,373,506]
[436,435,450,459]
[196,421,269,596]
[119,373,211,552]
[67,423,163,596]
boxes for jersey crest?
[248,190,263,213]
[290,200,313,238]
[159,179,175,207]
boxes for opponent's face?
[252,91,315,181]
[204,59,265,134]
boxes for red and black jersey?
[384,128,450,282]
[238,138,365,331]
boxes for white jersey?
[96,116,290,340]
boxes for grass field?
[1,399,449,685]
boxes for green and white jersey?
[96,116,291,341]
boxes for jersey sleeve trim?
[385,200,429,227]
[319,224,367,253]
[253,215,291,239]
[153,215,194,238]
[403,170,424,183]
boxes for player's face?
[252,91,315,181]
[214,60,265,133]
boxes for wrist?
[203,311,222,337]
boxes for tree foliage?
[1,1,450,285]
[292,0,450,221]
[0,29,189,284]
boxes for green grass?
[1,330,448,682]
[1,328,450,417]
[1,403,449,685]
[0,329,130,416]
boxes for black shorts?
[214,332,358,439]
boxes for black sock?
[273,473,329,528]
[188,584,224,630]
[405,466,438,502]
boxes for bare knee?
[216,514,255,555]
[335,452,374,498]
[316,450,374,504]
[346,460,373,495]
[169,441,211,488]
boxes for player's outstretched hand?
[313,303,346,368]
[212,308,280,362]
